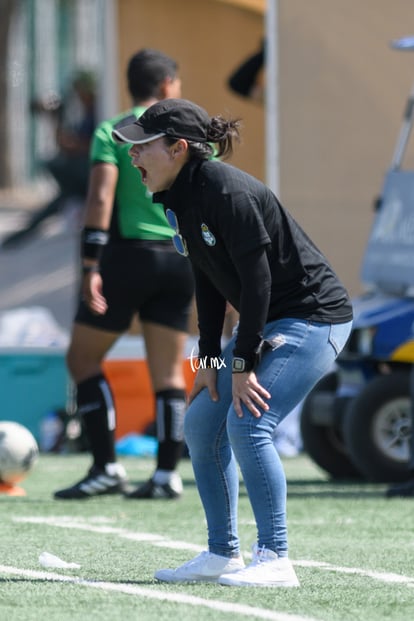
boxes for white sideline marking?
[295,560,414,585]
[14,516,203,552]
[0,565,316,621]
[14,516,414,586]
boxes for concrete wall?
[116,0,264,179]
[278,0,414,297]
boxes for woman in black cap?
[114,99,353,588]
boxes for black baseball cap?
[112,98,211,144]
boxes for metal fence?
[7,0,111,186]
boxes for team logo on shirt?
[201,223,216,246]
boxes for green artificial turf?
[0,452,413,621]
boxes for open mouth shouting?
[136,166,147,184]
[128,137,183,193]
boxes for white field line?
[0,565,317,621]
[14,516,414,587]
[295,560,414,585]
[14,516,203,552]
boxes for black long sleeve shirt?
[154,159,353,363]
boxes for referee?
[54,52,194,501]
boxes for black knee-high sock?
[155,389,186,471]
[77,374,116,469]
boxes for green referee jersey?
[90,106,173,240]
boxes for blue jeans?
[184,318,353,558]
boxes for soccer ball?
[0,421,39,484]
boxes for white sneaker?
[154,551,245,583]
[218,544,299,587]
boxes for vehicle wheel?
[343,372,412,483]
[300,372,362,479]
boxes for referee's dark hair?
[127,49,178,101]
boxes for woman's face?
[129,138,185,193]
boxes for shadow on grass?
[235,477,387,499]
[284,478,387,498]
[178,476,387,499]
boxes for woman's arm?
[231,247,272,418]
[233,246,272,368]
[193,264,227,358]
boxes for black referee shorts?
[75,241,194,333]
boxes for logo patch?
[201,223,216,246]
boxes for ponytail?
[207,116,241,159]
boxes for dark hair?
[165,115,241,160]
[127,49,178,101]
[206,115,241,159]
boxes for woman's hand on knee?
[188,368,219,404]
[232,372,270,418]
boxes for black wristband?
[81,227,109,260]
[82,264,99,276]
